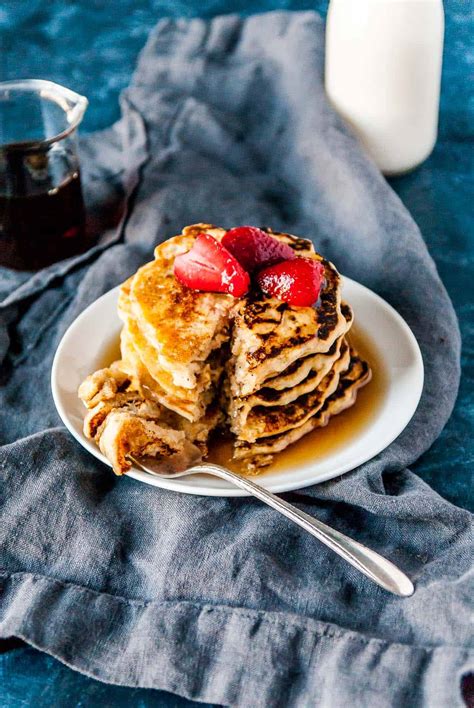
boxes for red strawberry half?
[256,257,325,307]
[174,233,250,297]
[222,226,295,272]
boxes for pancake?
[120,312,221,421]
[79,363,223,474]
[235,339,352,442]
[119,258,228,421]
[261,302,353,392]
[233,351,372,465]
[228,336,344,436]
[98,410,186,476]
[228,302,354,434]
[228,232,350,397]
[78,361,132,409]
[128,225,234,390]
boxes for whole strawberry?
[256,257,325,307]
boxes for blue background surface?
[1,1,472,706]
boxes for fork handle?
[190,463,414,597]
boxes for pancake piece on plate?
[79,364,223,475]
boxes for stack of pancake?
[78,224,371,475]
[226,231,371,468]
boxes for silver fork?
[132,458,414,597]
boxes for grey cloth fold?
[0,11,472,707]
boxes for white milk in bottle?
[325,0,444,175]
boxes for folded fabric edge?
[0,572,471,707]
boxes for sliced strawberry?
[222,226,296,272]
[256,257,325,307]
[174,233,250,297]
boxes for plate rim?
[51,277,424,497]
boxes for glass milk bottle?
[325,0,444,175]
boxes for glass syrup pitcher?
[0,79,89,270]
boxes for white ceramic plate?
[51,278,424,497]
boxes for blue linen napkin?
[0,12,472,707]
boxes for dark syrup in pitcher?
[0,150,87,270]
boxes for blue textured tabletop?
[1,1,472,706]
